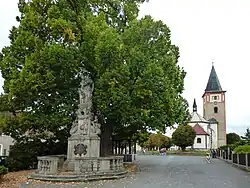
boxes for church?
[187,64,227,150]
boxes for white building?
[187,99,218,150]
[0,133,14,156]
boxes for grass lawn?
[166,150,209,156]
[145,149,210,156]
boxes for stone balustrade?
[37,155,66,175]
[74,156,124,174]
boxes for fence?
[217,148,250,171]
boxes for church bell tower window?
[214,107,218,113]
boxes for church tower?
[202,64,226,147]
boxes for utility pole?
[208,124,213,153]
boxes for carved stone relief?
[74,144,87,156]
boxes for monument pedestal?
[65,134,100,171]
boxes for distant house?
[187,99,218,150]
[0,112,14,156]
[0,133,14,156]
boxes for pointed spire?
[193,98,197,112]
[205,64,223,92]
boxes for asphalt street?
[21,155,250,188]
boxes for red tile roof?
[193,124,209,135]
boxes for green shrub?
[7,139,67,171]
[0,165,8,176]
[218,145,228,150]
[219,140,249,151]
[234,145,250,154]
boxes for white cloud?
[0,0,249,135]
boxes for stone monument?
[29,69,127,182]
[65,70,101,170]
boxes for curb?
[28,170,128,182]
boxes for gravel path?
[21,155,250,188]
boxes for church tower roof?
[205,64,223,92]
[193,99,197,112]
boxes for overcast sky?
[0,0,249,136]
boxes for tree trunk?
[181,146,186,151]
[100,120,114,157]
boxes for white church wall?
[193,135,208,149]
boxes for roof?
[190,111,209,123]
[193,124,209,135]
[205,65,223,92]
[208,118,218,124]
[193,99,197,112]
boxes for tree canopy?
[226,133,241,145]
[0,0,189,158]
[146,133,171,149]
[241,128,250,144]
[172,125,196,151]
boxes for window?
[214,107,218,113]
[212,96,218,100]
[3,149,6,156]
[197,138,201,143]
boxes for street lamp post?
[208,124,213,154]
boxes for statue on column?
[70,69,95,137]
[91,115,101,136]
[70,119,78,136]
[79,69,94,106]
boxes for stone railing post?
[113,159,117,170]
[227,147,230,161]
[119,158,123,170]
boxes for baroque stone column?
[65,69,101,170]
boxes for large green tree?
[226,133,241,145]
[172,125,196,151]
[0,0,189,159]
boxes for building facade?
[0,134,13,156]
[202,65,226,147]
[188,99,218,149]
[187,64,226,149]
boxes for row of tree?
[0,0,190,170]
[138,125,196,151]
[140,126,250,152]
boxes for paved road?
[22,155,250,188]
